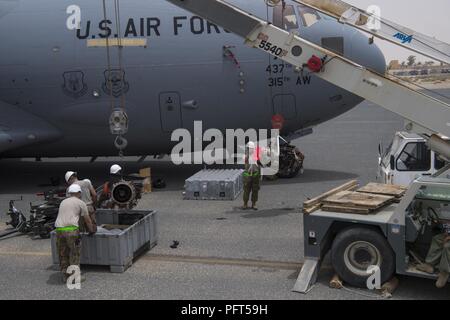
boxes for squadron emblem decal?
[62,71,88,98]
[102,69,130,98]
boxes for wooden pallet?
[357,183,407,198]
[322,205,372,215]
[303,180,358,214]
[303,181,401,215]
[322,191,395,209]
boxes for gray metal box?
[51,209,158,273]
[184,169,244,200]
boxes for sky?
[344,0,450,64]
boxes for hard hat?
[65,171,76,183]
[247,141,256,149]
[68,184,82,194]
[110,164,122,175]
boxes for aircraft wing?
[0,100,62,154]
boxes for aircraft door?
[270,3,300,125]
[273,94,297,121]
[159,92,182,132]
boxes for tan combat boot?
[416,263,434,274]
[436,271,449,288]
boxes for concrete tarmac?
[1,97,450,300]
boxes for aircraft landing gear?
[277,142,305,179]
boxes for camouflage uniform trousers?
[425,233,450,273]
[56,230,82,276]
[243,174,260,204]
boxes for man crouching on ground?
[55,184,96,284]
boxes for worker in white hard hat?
[98,164,124,209]
[65,171,97,228]
[55,183,96,284]
[242,141,263,210]
[110,164,122,175]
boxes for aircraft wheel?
[331,226,395,288]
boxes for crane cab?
[379,132,449,186]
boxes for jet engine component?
[277,143,305,179]
[3,189,66,239]
[111,181,136,206]
[97,179,144,210]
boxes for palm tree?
[407,55,416,67]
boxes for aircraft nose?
[347,30,387,75]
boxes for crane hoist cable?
[102,0,129,157]
[102,0,114,104]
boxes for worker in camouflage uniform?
[242,141,262,210]
[55,184,96,284]
[417,220,450,288]
[65,171,97,230]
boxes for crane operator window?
[397,142,431,171]
[273,5,299,31]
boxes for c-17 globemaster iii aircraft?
[0,0,385,174]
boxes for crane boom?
[165,0,450,158]
[295,0,450,66]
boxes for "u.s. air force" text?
[76,16,229,39]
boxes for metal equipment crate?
[51,209,158,273]
[184,169,244,200]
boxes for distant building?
[388,63,450,79]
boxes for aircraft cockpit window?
[298,4,321,27]
[273,5,299,31]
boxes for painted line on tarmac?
[142,254,303,270]
[0,251,51,257]
[0,251,332,272]
[0,251,303,269]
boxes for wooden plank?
[322,205,372,215]
[303,180,358,208]
[139,167,151,178]
[142,178,152,193]
[139,167,152,193]
[322,191,394,209]
[357,183,407,198]
[303,203,322,214]
[329,274,343,289]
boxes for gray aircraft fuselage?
[0,0,386,158]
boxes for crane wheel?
[331,226,396,288]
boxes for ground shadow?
[263,169,359,186]
[0,159,358,194]
[47,272,64,286]
[0,159,202,193]
[226,206,297,219]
